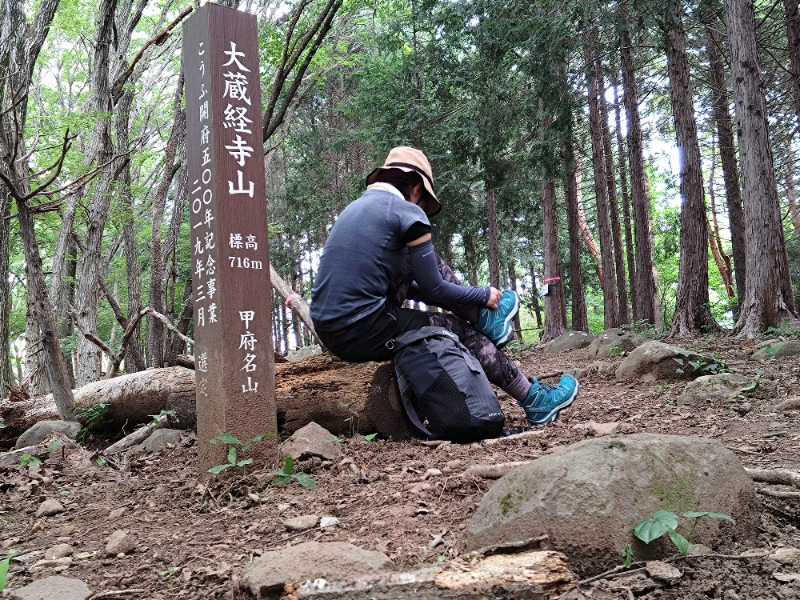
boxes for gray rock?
[105,530,135,556]
[678,373,756,406]
[615,341,715,382]
[238,541,392,598]
[43,543,73,560]
[543,330,593,354]
[587,328,647,359]
[771,547,800,565]
[35,499,65,517]
[132,428,182,452]
[283,514,319,531]
[286,345,323,362]
[15,420,81,449]
[7,575,91,600]
[465,434,757,575]
[751,340,800,361]
[280,422,342,461]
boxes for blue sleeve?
[408,240,490,307]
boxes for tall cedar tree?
[726,0,799,333]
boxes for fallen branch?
[745,467,800,489]
[757,487,800,499]
[775,397,800,411]
[104,412,171,454]
[0,445,42,468]
[479,430,541,446]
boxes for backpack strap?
[392,353,433,439]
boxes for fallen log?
[1,355,404,442]
[277,550,576,600]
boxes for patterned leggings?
[388,253,527,397]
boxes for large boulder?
[751,340,800,362]
[15,420,81,449]
[615,341,719,382]
[678,373,756,406]
[543,331,593,354]
[587,328,646,359]
[237,541,392,598]
[465,434,757,575]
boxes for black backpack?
[391,326,505,442]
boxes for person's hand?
[486,287,502,310]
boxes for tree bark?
[726,0,799,333]
[612,67,637,324]
[664,1,717,336]
[540,176,567,343]
[486,189,501,289]
[599,70,630,325]
[585,33,621,329]
[0,187,11,394]
[619,2,661,327]
[702,0,747,311]
[564,131,589,333]
[785,0,800,128]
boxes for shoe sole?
[494,292,521,349]
[529,379,579,425]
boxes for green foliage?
[71,403,112,442]
[624,509,735,564]
[363,433,378,441]
[207,432,272,475]
[0,549,20,591]
[673,356,727,376]
[272,456,317,488]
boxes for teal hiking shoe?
[520,375,579,425]
[476,289,520,348]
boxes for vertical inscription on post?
[183,4,277,474]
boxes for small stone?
[734,402,752,416]
[771,547,800,565]
[645,560,682,584]
[283,515,319,531]
[277,503,291,512]
[6,575,91,600]
[2,537,20,549]
[319,516,339,528]
[105,530,136,556]
[687,543,713,556]
[773,572,800,583]
[108,507,127,520]
[44,544,73,560]
[35,499,65,517]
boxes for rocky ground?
[1,333,799,599]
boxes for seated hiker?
[310,146,578,425]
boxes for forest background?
[1,0,799,405]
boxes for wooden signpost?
[183,4,277,474]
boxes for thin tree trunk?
[147,71,185,368]
[0,188,11,395]
[664,2,717,335]
[564,132,589,333]
[599,72,630,325]
[702,0,746,311]
[619,2,661,327]
[463,232,480,286]
[575,174,603,281]
[486,189,501,289]
[507,260,521,342]
[528,263,543,330]
[726,0,798,333]
[541,175,566,343]
[116,88,146,373]
[787,160,800,233]
[585,33,621,329]
[612,69,638,323]
[707,139,735,299]
[785,0,800,127]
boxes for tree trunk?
[787,158,800,233]
[463,232,480,286]
[702,0,747,311]
[619,2,661,327]
[585,34,621,329]
[528,263,543,329]
[707,142,736,299]
[612,69,638,323]
[664,2,717,336]
[785,0,800,127]
[599,71,630,325]
[147,71,185,368]
[116,88,146,373]
[507,260,522,342]
[0,188,11,395]
[540,176,566,343]
[727,0,799,333]
[74,0,119,385]
[564,132,589,333]
[486,189,501,289]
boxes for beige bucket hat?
[365,146,442,216]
